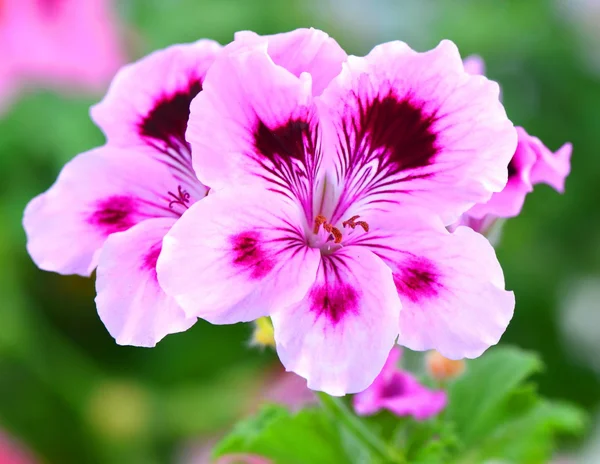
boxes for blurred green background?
[1,0,599,462]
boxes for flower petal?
[187,43,322,217]
[467,126,537,219]
[23,146,188,276]
[96,217,195,347]
[157,189,321,324]
[356,209,514,359]
[528,133,572,193]
[91,40,221,151]
[234,28,347,96]
[271,247,401,395]
[318,40,517,224]
[463,55,485,75]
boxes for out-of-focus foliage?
[1,0,599,462]
[213,347,585,464]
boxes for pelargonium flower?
[353,347,446,420]
[157,37,517,394]
[23,40,221,346]
[0,0,124,95]
[454,56,572,233]
[22,29,347,347]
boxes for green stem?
[316,392,407,464]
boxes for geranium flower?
[0,0,124,99]
[157,37,517,394]
[23,40,221,346]
[353,347,446,420]
[22,29,347,347]
[454,56,572,233]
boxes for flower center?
[312,214,369,250]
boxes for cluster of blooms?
[0,0,123,112]
[23,28,571,396]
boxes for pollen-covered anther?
[342,215,370,233]
[313,214,328,234]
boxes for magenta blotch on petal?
[353,347,447,420]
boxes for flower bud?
[426,350,466,381]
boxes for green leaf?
[445,346,543,445]
[213,405,349,464]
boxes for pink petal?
[23,146,185,276]
[354,347,447,420]
[186,42,322,216]
[96,218,195,347]
[4,0,124,91]
[528,133,572,193]
[91,40,222,149]
[359,209,514,359]
[157,189,321,324]
[271,247,401,395]
[467,126,537,218]
[234,28,347,96]
[317,40,517,225]
[463,55,486,75]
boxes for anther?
[342,215,361,228]
[313,214,327,234]
[342,215,369,232]
[330,227,343,244]
[355,221,369,233]
[167,185,191,209]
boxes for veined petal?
[234,28,347,96]
[187,43,322,218]
[157,188,321,324]
[317,40,517,225]
[355,209,514,359]
[96,217,196,347]
[271,247,401,395]
[91,40,221,154]
[23,146,193,277]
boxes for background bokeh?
[1,0,599,462]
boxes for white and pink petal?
[355,209,514,359]
[187,43,322,216]
[23,146,188,277]
[317,40,517,225]
[157,188,321,324]
[271,247,401,396]
[96,218,195,347]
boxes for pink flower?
[354,347,446,420]
[455,56,572,232]
[23,29,347,347]
[23,40,221,347]
[0,0,124,107]
[157,35,517,395]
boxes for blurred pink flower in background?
[453,56,572,235]
[0,0,124,111]
[0,431,38,464]
[353,347,447,420]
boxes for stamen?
[330,227,343,244]
[342,215,361,228]
[167,185,191,209]
[342,215,370,232]
[314,214,327,234]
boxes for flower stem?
[316,392,407,464]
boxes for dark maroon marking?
[230,231,275,280]
[142,242,162,277]
[507,158,518,178]
[393,257,442,304]
[139,80,202,150]
[357,92,438,171]
[253,118,310,163]
[309,282,360,325]
[167,185,191,209]
[89,196,137,235]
